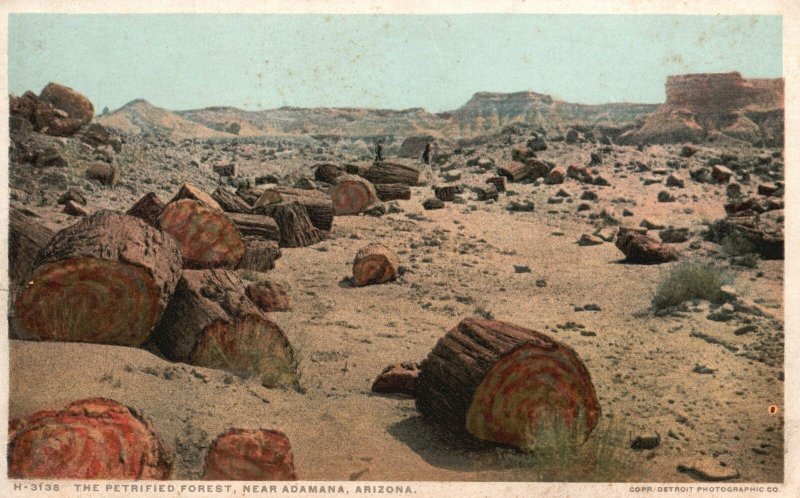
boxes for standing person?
[422,142,432,165]
[374,141,383,163]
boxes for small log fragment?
[86,162,119,186]
[226,213,280,241]
[63,200,90,217]
[416,318,601,450]
[152,269,298,388]
[485,176,506,193]
[238,239,282,272]
[434,185,461,202]
[158,199,244,269]
[126,192,166,228]
[57,188,87,206]
[497,161,531,182]
[314,163,344,184]
[15,211,182,346]
[474,184,499,201]
[213,163,236,177]
[212,187,254,214]
[352,243,400,286]
[236,185,264,205]
[202,429,296,480]
[247,280,291,312]
[8,397,172,479]
[374,183,412,201]
[330,174,382,215]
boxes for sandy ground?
[7,135,784,482]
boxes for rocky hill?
[619,72,784,146]
[96,99,231,138]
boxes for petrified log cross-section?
[8,397,172,479]
[352,243,400,286]
[158,199,245,269]
[330,174,382,215]
[416,318,600,450]
[126,192,166,228]
[152,269,298,388]
[14,211,183,346]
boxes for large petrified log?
[14,211,182,346]
[374,183,412,201]
[362,161,421,186]
[212,187,254,214]
[238,239,282,272]
[9,209,55,300]
[227,213,280,241]
[352,243,400,286]
[8,398,172,479]
[158,199,245,269]
[254,187,334,231]
[126,192,165,227]
[416,318,601,450]
[330,174,382,215]
[259,202,322,248]
[202,429,297,480]
[152,269,298,388]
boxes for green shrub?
[652,262,731,310]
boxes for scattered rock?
[247,280,291,312]
[371,362,419,397]
[658,227,690,243]
[422,198,445,210]
[578,234,604,246]
[657,190,676,202]
[712,165,733,183]
[615,232,679,264]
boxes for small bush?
[720,231,758,257]
[652,262,731,310]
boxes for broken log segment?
[352,243,400,287]
[254,187,334,231]
[314,162,344,184]
[374,183,412,201]
[434,185,462,202]
[485,176,506,193]
[212,187,254,214]
[497,161,532,182]
[330,174,382,216]
[8,397,172,479]
[152,269,298,388]
[8,209,55,310]
[474,184,499,201]
[126,192,165,228]
[213,163,236,177]
[416,318,601,450]
[236,185,264,206]
[170,183,223,211]
[85,162,119,186]
[247,279,291,312]
[202,428,297,480]
[15,211,182,346]
[158,199,245,269]
[259,202,322,248]
[362,161,421,186]
[226,213,280,241]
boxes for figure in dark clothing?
[375,142,383,163]
[422,142,432,165]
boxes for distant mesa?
[88,71,782,145]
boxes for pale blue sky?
[8,14,782,113]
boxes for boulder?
[546,167,566,184]
[615,232,679,264]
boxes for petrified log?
[8,398,172,479]
[485,176,506,193]
[372,362,419,397]
[260,202,322,248]
[497,162,531,182]
[511,144,535,161]
[375,183,412,201]
[126,192,165,228]
[238,239,282,272]
[344,163,370,176]
[434,185,461,202]
[254,187,334,231]
[15,211,182,346]
[212,187,254,214]
[330,174,382,215]
[158,199,244,269]
[63,200,89,217]
[152,269,297,388]
[213,163,236,177]
[247,280,291,312]
[314,162,344,184]
[85,162,119,186]
[352,243,400,286]
[170,183,223,211]
[615,232,679,264]
[423,198,445,210]
[202,429,297,480]
[525,159,552,180]
[227,213,280,241]
[416,318,601,449]
[236,185,264,205]
[57,188,87,206]
[362,161,421,186]
[474,184,499,201]
[9,209,55,300]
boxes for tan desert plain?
[6,70,784,484]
